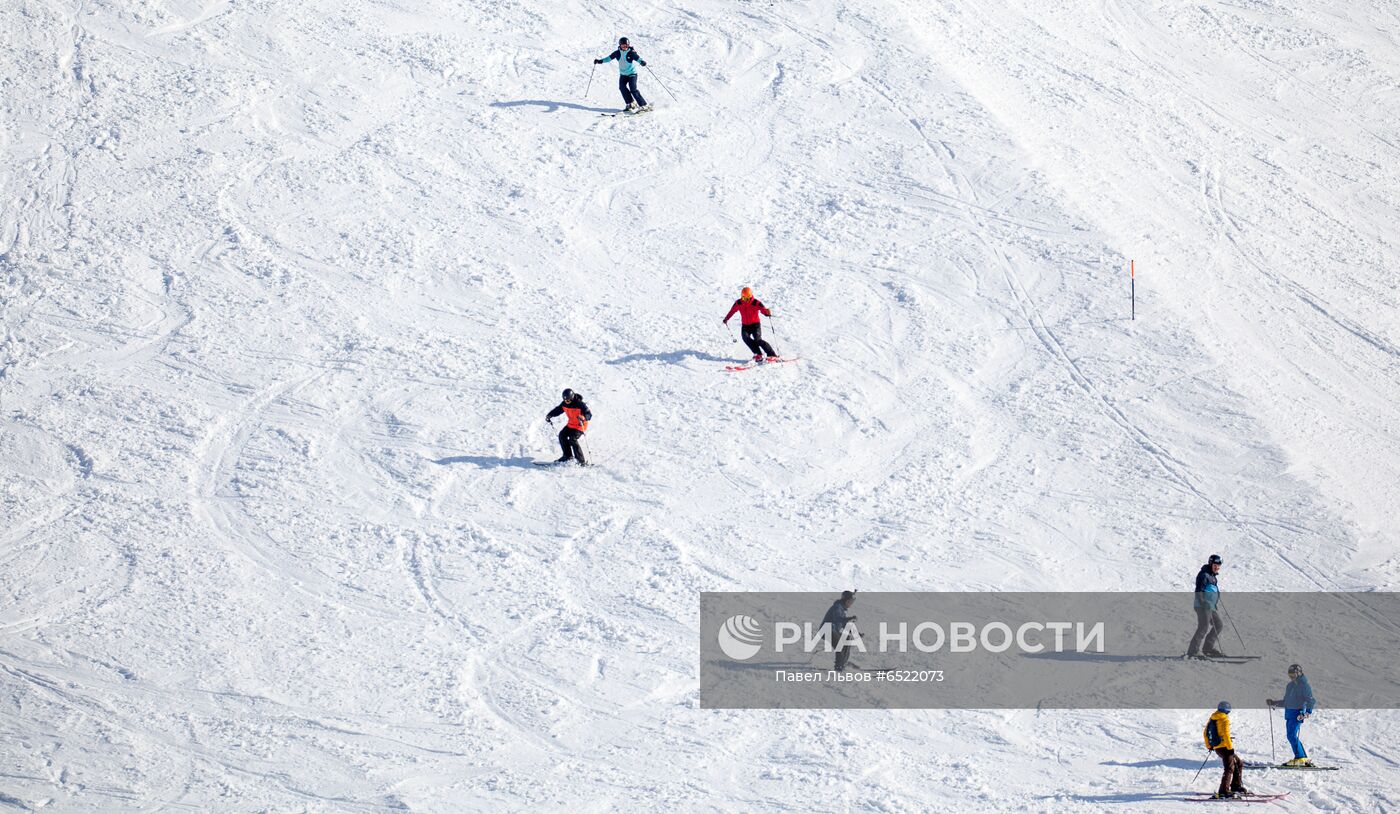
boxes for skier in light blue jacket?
[1267,663,1317,766]
[594,37,651,113]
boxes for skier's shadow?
[1045,792,1185,804]
[607,350,733,365]
[490,99,615,114]
[432,455,536,469]
[1101,758,1209,770]
[712,660,826,672]
[1022,652,1181,664]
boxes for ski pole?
[1218,598,1248,654]
[768,314,777,342]
[1269,706,1277,763]
[585,62,596,98]
[646,65,678,102]
[726,321,736,343]
[1191,751,1213,786]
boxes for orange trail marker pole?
[1130,259,1136,321]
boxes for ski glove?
[640,60,647,66]
[1267,699,1278,707]
[593,59,602,64]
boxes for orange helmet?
[740,287,753,300]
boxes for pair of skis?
[1243,762,1338,771]
[724,356,801,373]
[600,106,654,118]
[1184,792,1289,803]
[1184,654,1261,664]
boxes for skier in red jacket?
[722,287,779,363]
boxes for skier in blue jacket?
[594,37,651,113]
[1188,554,1226,657]
[1267,663,1317,766]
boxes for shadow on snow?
[1102,758,1211,770]
[490,99,615,114]
[1042,792,1192,804]
[708,660,825,672]
[432,455,537,469]
[1021,652,1186,664]
[607,349,734,365]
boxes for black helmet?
[1218,701,1232,713]
[1208,554,1223,565]
[840,590,855,601]
[618,36,629,45]
[1288,663,1303,676]
[562,388,574,401]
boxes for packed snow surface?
[4,0,1400,810]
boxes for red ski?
[723,356,801,373]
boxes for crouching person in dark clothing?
[820,590,857,671]
[546,389,592,466]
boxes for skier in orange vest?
[546,389,592,466]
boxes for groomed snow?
[3,0,1399,810]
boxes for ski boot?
[1284,757,1311,767]
[752,354,764,363]
[625,102,639,114]
[766,355,781,363]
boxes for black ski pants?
[1188,606,1224,655]
[834,644,853,671]
[741,323,776,358]
[558,427,586,464]
[1216,748,1244,796]
[619,74,647,107]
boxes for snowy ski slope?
[3,0,1400,810]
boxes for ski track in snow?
[2,0,1399,810]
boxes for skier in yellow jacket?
[1203,702,1250,799]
